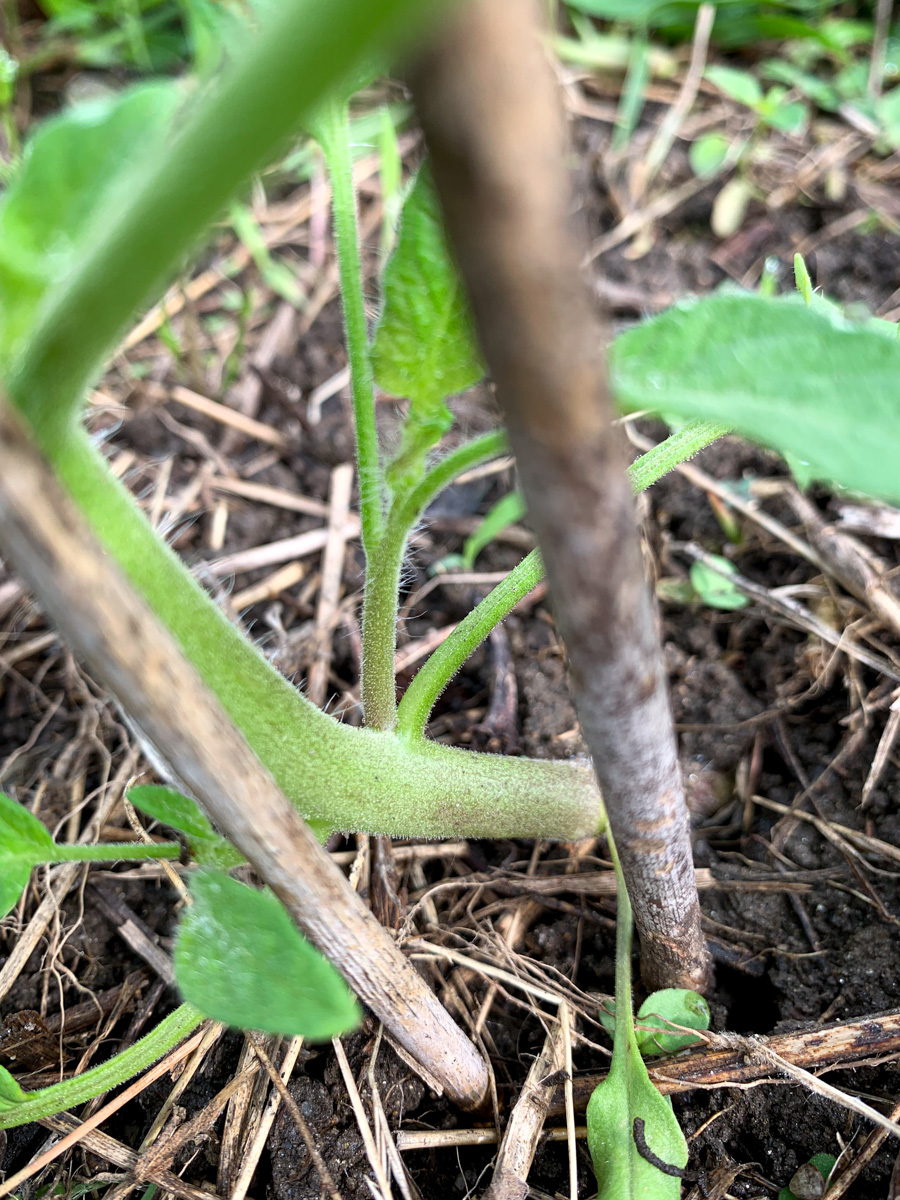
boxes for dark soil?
[4,69,900,1200]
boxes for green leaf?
[688,133,730,179]
[0,1063,29,1113]
[371,164,484,492]
[705,65,763,110]
[0,80,181,374]
[689,556,749,611]
[611,291,900,503]
[174,870,361,1039]
[635,989,710,1055]
[0,791,56,918]
[127,786,243,869]
[462,491,526,570]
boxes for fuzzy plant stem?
[0,1004,205,1129]
[363,430,509,732]
[397,419,725,741]
[50,841,181,863]
[314,99,385,562]
[412,0,711,991]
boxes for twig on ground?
[333,1036,393,1200]
[229,1036,305,1200]
[638,2,715,194]
[248,1033,344,1200]
[553,1010,900,1113]
[0,747,140,1003]
[483,1016,566,1200]
[168,386,289,447]
[208,519,360,576]
[680,543,900,682]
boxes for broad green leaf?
[587,1049,686,1199]
[611,291,900,504]
[0,81,181,373]
[175,870,360,1039]
[636,989,710,1055]
[705,65,763,109]
[0,791,56,918]
[462,491,526,570]
[689,556,749,611]
[688,133,730,179]
[0,1064,28,1113]
[127,786,243,869]
[371,165,484,492]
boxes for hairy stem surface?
[0,1005,205,1129]
[397,421,725,739]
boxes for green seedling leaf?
[0,1063,29,1113]
[705,65,763,110]
[689,556,749,611]
[372,165,484,493]
[462,491,526,570]
[599,990,710,1057]
[779,1153,837,1200]
[611,290,900,504]
[175,870,360,1039]
[0,791,55,918]
[127,786,242,869]
[0,80,181,373]
[689,133,730,179]
[229,203,304,308]
[636,989,710,1055]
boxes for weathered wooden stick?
[0,394,488,1110]
[410,0,710,990]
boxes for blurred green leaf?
[0,791,55,918]
[612,291,900,503]
[372,165,484,493]
[690,556,749,610]
[705,64,763,108]
[462,491,526,570]
[688,133,730,178]
[175,870,361,1039]
[0,81,181,374]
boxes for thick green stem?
[316,99,385,561]
[398,547,543,741]
[51,841,181,863]
[360,504,406,730]
[397,421,726,739]
[0,1004,205,1129]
